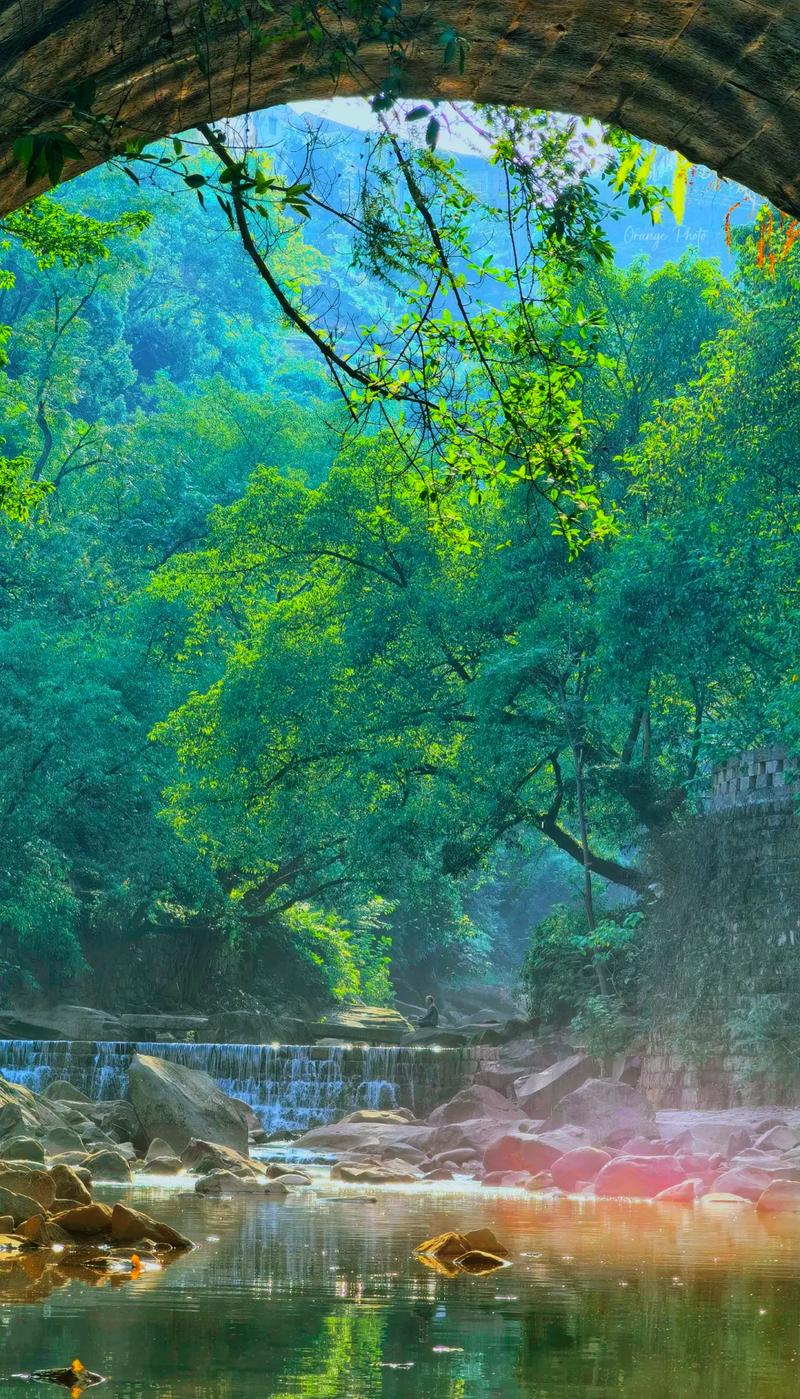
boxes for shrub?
[521,904,642,1026]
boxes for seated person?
[417,994,439,1028]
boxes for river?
[1,1176,800,1397]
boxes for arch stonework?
[0,1,799,215]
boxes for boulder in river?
[550,1147,612,1193]
[756,1179,800,1212]
[593,1155,687,1199]
[127,1053,248,1154]
[42,1081,91,1104]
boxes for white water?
[0,1039,470,1132]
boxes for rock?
[263,1180,291,1197]
[0,1166,55,1208]
[481,1170,529,1187]
[295,1120,432,1156]
[83,1150,132,1182]
[52,1203,113,1235]
[475,1066,524,1096]
[414,1230,471,1260]
[755,1124,797,1152]
[402,1029,468,1048]
[330,1162,418,1184]
[711,1167,773,1202]
[546,1079,656,1144]
[195,1170,264,1194]
[756,1179,800,1212]
[310,1006,414,1045]
[462,1227,509,1257]
[110,1203,192,1248]
[621,1136,665,1156]
[44,1126,86,1154]
[423,1167,454,1180]
[0,1186,45,1227]
[269,1171,311,1186]
[341,1109,417,1125]
[128,1053,248,1153]
[0,1004,125,1039]
[428,1085,517,1127]
[483,1132,565,1176]
[550,1147,612,1193]
[41,1081,90,1104]
[525,1171,555,1191]
[18,1214,72,1245]
[514,1055,596,1118]
[141,1155,184,1174]
[593,1155,687,1199]
[203,1009,281,1043]
[655,1179,697,1203]
[424,1148,480,1170]
[145,1137,178,1164]
[80,1099,141,1144]
[0,1137,45,1164]
[664,1120,753,1159]
[180,1138,256,1174]
[698,1192,753,1208]
[427,1117,525,1160]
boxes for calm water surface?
[1,1179,800,1397]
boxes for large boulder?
[483,1131,568,1176]
[0,1004,125,1039]
[594,1155,687,1199]
[50,1163,92,1205]
[309,1006,413,1045]
[110,1202,191,1248]
[127,1053,248,1154]
[428,1085,516,1127]
[52,1203,112,1236]
[514,1055,596,1118]
[756,1179,800,1212]
[180,1138,259,1177]
[550,1147,612,1193]
[711,1166,773,1202]
[42,1081,90,1104]
[0,1166,54,1208]
[83,1149,132,1182]
[294,1120,432,1157]
[0,1186,45,1227]
[79,1099,142,1144]
[546,1079,656,1144]
[662,1119,753,1159]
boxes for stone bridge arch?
[0,1,799,216]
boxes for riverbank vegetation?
[1,106,798,1034]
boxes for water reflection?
[1,1187,800,1396]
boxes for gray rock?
[545,1078,656,1145]
[83,1149,132,1182]
[0,1136,45,1164]
[427,1085,517,1127]
[0,1185,45,1226]
[42,1080,90,1104]
[195,1169,263,1195]
[44,1126,86,1154]
[514,1054,596,1118]
[128,1053,248,1154]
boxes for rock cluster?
[293,1069,800,1210]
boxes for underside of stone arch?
[0,1,799,216]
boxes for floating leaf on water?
[13,1357,106,1390]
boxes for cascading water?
[0,1039,473,1133]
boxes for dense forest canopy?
[0,103,797,1029]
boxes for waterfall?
[0,1040,473,1133]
